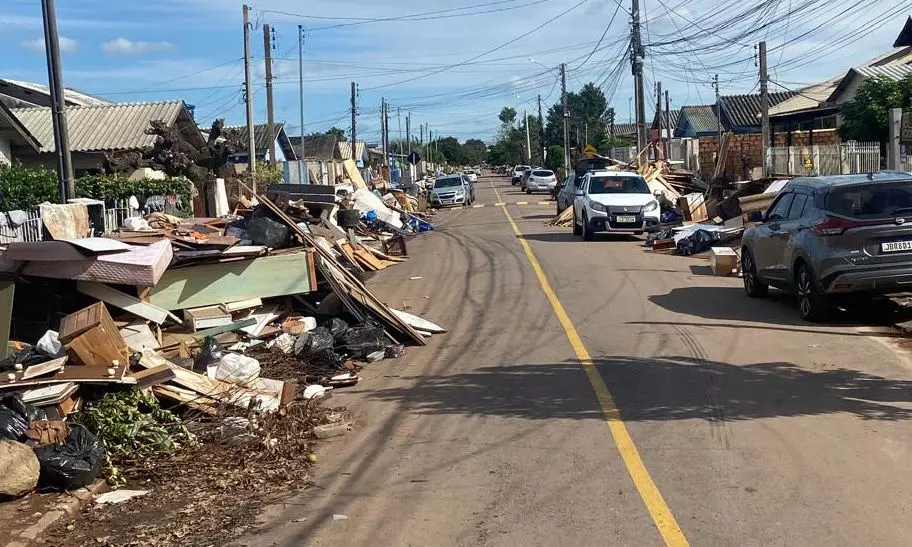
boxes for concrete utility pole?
[297,24,306,178]
[406,113,411,156]
[561,63,570,171]
[537,94,545,165]
[759,41,770,176]
[888,108,902,170]
[397,106,403,155]
[41,0,74,199]
[631,0,647,155]
[713,74,722,154]
[524,110,532,163]
[665,89,672,161]
[381,99,388,166]
[263,24,276,168]
[350,82,357,164]
[655,81,662,159]
[242,5,256,177]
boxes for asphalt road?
[244,174,912,547]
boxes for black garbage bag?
[676,229,716,256]
[325,318,349,337]
[0,393,46,441]
[0,346,53,374]
[294,327,344,370]
[33,424,105,491]
[336,322,386,358]
[193,336,225,373]
[247,207,289,248]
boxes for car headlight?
[643,200,659,212]
[590,202,606,212]
[455,189,465,196]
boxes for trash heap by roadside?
[0,174,446,501]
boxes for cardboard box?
[710,247,739,276]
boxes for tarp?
[351,188,403,229]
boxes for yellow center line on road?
[490,181,689,547]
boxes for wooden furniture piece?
[58,302,130,367]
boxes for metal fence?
[769,142,881,176]
[0,199,141,244]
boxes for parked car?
[429,174,474,207]
[741,172,912,321]
[463,169,478,183]
[512,165,530,185]
[520,167,534,190]
[525,169,557,195]
[555,173,577,213]
[572,170,660,240]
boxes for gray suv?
[741,173,912,321]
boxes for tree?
[499,107,517,125]
[840,75,912,143]
[325,127,346,142]
[461,139,487,165]
[545,145,564,172]
[435,136,461,163]
[543,82,608,155]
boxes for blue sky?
[1,0,909,144]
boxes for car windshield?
[587,175,649,194]
[515,165,530,171]
[532,170,553,177]
[827,181,912,219]
[435,177,463,188]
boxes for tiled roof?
[720,92,795,129]
[651,109,681,130]
[610,123,637,136]
[223,123,283,152]
[678,105,721,135]
[769,78,841,117]
[8,101,191,153]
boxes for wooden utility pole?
[242,5,256,178]
[350,82,357,164]
[41,0,74,199]
[263,24,276,167]
[759,41,770,176]
[665,90,672,161]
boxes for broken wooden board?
[152,385,218,414]
[9,239,173,287]
[391,309,446,333]
[64,238,133,254]
[77,281,179,325]
[0,364,136,389]
[20,382,78,405]
[21,357,67,380]
[147,250,315,311]
[129,363,176,389]
[119,321,161,352]
[342,158,368,190]
[138,350,279,412]
[220,298,262,314]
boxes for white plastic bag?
[208,353,260,386]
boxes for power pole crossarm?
[263,23,276,168]
[242,4,257,179]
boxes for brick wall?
[698,129,842,180]
[773,128,839,147]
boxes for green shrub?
[0,163,60,211]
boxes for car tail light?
[812,215,864,236]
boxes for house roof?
[853,63,912,80]
[769,78,842,118]
[654,109,681,130]
[895,16,912,47]
[0,101,40,151]
[222,123,297,160]
[676,105,721,136]
[336,140,366,161]
[0,78,112,108]
[610,123,637,136]
[288,134,337,160]
[8,101,201,153]
[720,92,795,129]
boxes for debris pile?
[0,174,445,539]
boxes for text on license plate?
[615,215,637,223]
[881,240,912,253]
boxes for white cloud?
[20,36,79,54]
[101,38,175,56]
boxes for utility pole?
[655,81,662,159]
[665,90,672,161]
[263,24,276,168]
[406,113,411,156]
[607,107,615,141]
[380,99,387,166]
[628,97,632,123]
[41,0,74,199]
[537,94,545,165]
[631,0,647,155]
[759,41,770,176]
[561,62,570,171]
[713,74,722,154]
[397,106,403,156]
[350,82,357,166]
[242,5,256,178]
[524,110,532,163]
[420,123,425,166]
[297,24,305,179]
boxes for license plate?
[616,215,637,223]
[881,240,912,253]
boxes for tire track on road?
[673,325,733,450]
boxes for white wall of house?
[0,137,11,165]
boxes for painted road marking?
[515,201,528,205]
[490,181,689,547]
[472,204,485,208]
[538,201,551,205]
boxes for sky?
[1,0,909,145]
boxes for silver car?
[741,173,912,321]
[429,174,474,207]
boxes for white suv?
[572,170,660,240]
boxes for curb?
[6,479,108,547]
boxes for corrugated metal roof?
[769,78,842,117]
[679,105,721,135]
[288,134,336,160]
[9,101,187,153]
[853,63,912,80]
[0,78,112,107]
[336,140,366,160]
[610,123,637,136]
[720,92,795,129]
[223,123,284,151]
[651,109,681,130]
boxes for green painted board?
[147,252,315,311]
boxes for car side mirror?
[747,211,764,222]
[575,189,584,196]
[653,190,663,198]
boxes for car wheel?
[572,208,582,235]
[582,213,594,241]
[742,249,769,298]
[796,263,830,322]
